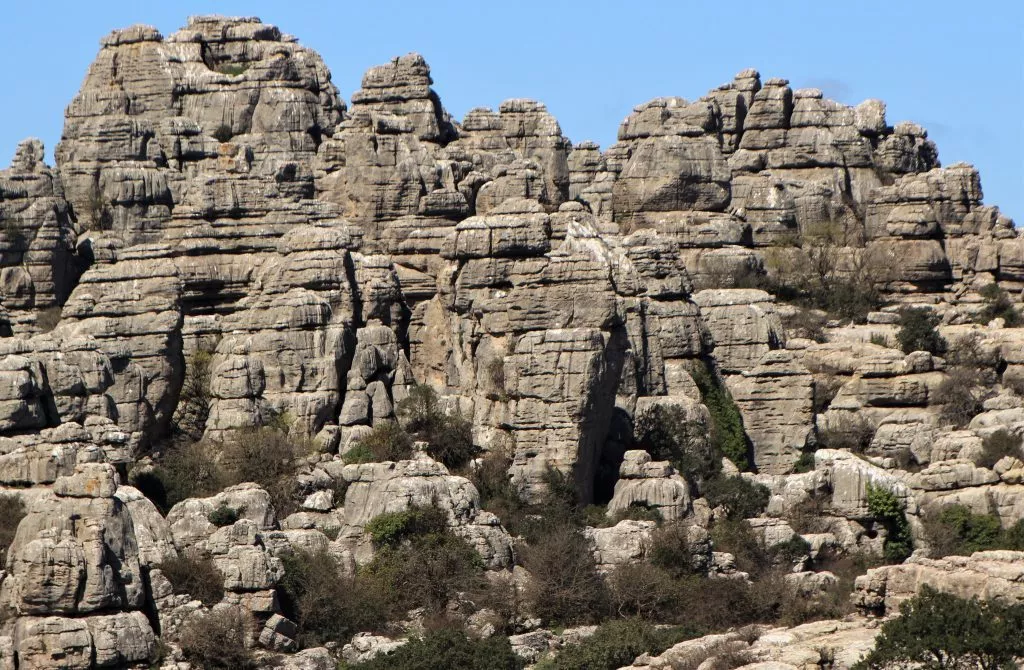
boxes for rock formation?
[0,13,1021,670]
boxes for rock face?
[1,13,1023,669]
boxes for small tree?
[634,404,718,489]
[397,384,478,469]
[865,483,913,563]
[175,348,215,439]
[977,283,1021,327]
[896,307,945,355]
[178,607,254,670]
[854,586,1024,669]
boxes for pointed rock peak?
[10,138,46,173]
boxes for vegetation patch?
[157,553,225,607]
[853,586,1024,669]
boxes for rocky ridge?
[0,14,1022,670]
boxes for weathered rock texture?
[0,13,1022,669]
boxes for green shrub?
[520,524,608,625]
[175,348,214,439]
[865,483,913,563]
[365,507,449,548]
[923,504,1024,557]
[178,607,254,670]
[710,518,775,578]
[158,554,225,607]
[853,586,1024,669]
[342,441,376,464]
[896,307,945,355]
[354,421,414,462]
[535,619,694,670]
[216,63,248,76]
[691,361,750,470]
[345,629,523,670]
[634,403,718,487]
[792,449,817,473]
[0,494,26,564]
[703,475,770,521]
[977,283,1022,327]
[979,429,1023,469]
[397,384,479,469]
[606,563,680,619]
[278,549,386,647]
[361,508,484,616]
[207,504,241,527]
[212,124,234,142]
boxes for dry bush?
[648,521,700,577]
[178,607,255,670]
[818,413,874,453]
[934,367,986,429]
[979,429,1023,469]
[137,438,226,513]
[520,524,608,625]
[220,425,306,515]
[0,494,26,564]
[158,553,225,607]
[277,549,386,646]
[607,563,679,618]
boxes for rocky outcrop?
[853,550,1024,612]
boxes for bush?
[365,507,449,548]
[977,283,1021,327]
[979,429,1023,469]
[648,521,700,578]
[207,504,241,527]
[691,361,751,471]
[853,586,1024,669]
[865,483,913,563]
[896,307,945,355]
[607,563,679,619]
[345,628,523,670]
[934,367,986,429]
[924,505,1002,558]
[140,438,226,513]
[220,425,305,516]
[634,403,718,488]
[175,348,214,439]
[780,307,828,343]
[362,508,485,616]
[703,475,770,521]
[520,524,608,625]
[354,421,414,463]
[178,607,254,670]
[158,554,225,606]
[397,384,478,469]
[817,413,874,453]
[709,519,775,578]
[535,619,694,670]
[922,504,1024,557]
[278,549,386,647]
[212,124,234,142]
[0,494,26,564]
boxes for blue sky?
[3,1,1021,222]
